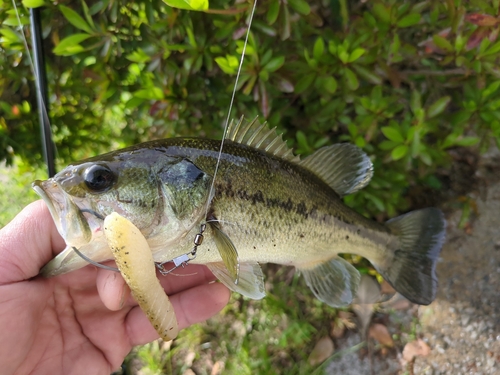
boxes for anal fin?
[207,261,266,300]
[299,257,361,307]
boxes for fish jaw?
[39,239,112,277]
[33,179,113,276]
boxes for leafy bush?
[2,0,500,217]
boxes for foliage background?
[1,0,499,373]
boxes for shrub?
[2,0,500,217]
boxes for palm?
[0,202,230,375]
[1,271,126,374]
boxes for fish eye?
[83,164,116,193]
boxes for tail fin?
[377,208,446,305]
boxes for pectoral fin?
[299,257,361,307]
[209,222,240,284]
[207,261,266,300]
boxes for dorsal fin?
[225,117,299,162]
[299,143,373,197]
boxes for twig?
[407,357,416,375]
[400,68,469,76]
[204,6,249,15]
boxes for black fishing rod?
[30,6,56,178]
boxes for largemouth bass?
[33,118,446,306]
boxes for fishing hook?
[155,224,206,276]
[72,246,120,272]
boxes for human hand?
[0,201,230,375]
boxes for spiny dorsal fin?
[226,117,299,162]
[299,144,373,197]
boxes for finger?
[0,200,65,283]
[125,282,230,346]
[98,261,219,308]
[121,264,219,308]
[96,268,130,311]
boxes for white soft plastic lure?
[104,212,179,341]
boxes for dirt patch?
[413,148,500,375]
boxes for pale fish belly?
[150,212,399,269]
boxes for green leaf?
[288,0,310,16]
[381,127,404,143]
[0,28,21,44]
[263,56,285,72]
[348,48,365,63]
[280,3,291,40]
[295,72,316,94]
[323,76,338,94]
[242,75,257,95]
[355,136,366,148]
[455,34,465,52]
[267,0,280,25]
[59,5,94,34]
[442,133,458,149]
[352,65,382,85]
[53,33,92,55]
[126,49,151,63]
[338,49,350,64]
[482,80,500,99]
[483,40,500,57]
[427,96,451,118]
[432,35,453,52]
[296,130,310,152]
[419,150,432,165]
[372,3,391,24]
[81,0,95,30]
[410,90,422,113]
[396,13,421,28]
[162,0,208,11]
[313,37,325,60]
[215,55,238,74]
[328,40,337,55]
[134,87,164,100]
[379,140,398,150]
[479,37,490,55]
[391,144,408,160]
[365,192,385,211]
[22,0,45,8]
[455,136,480,147]
[344,68,359,90]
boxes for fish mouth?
[33,179,112,276]
[33,179,67,238]
[33,179,94,247]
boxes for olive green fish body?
[146,139,395,268]
[34,118,446,307]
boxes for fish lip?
[32,179,64,235]
[32,179,98,246]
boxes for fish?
[33,117,446,307]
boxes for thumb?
[0,200,65,283]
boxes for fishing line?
[204,0,258,220]
[12,1,35,72]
